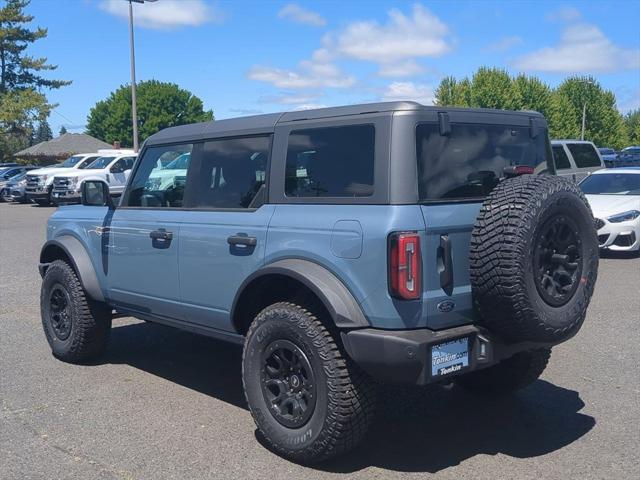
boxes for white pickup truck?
[25,153,103,205]
[51,152,137,204]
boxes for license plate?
[431,337,469,377]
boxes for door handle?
[149,228,173,248]
[437,234,454,296]
[227,234,257,247]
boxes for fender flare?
[39,236,105,302]
[231,258,369,330]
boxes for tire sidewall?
[243,307,329,455]
[522,189,599,333]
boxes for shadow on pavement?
[105,321,595,473]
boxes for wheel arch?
[40,237,105,302]
[231,259,369,335]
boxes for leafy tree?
[86,80,214,147]
[469,67,519,110]
[58,125,67,135]
[0,0,69,159]
[624,109,640,145]
[33,118,52,143]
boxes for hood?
[28,166,74,176]
[586,194,640,218]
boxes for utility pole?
[128,1,139,152]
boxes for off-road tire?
[470,175,598,343]
[242,302,375,464]
[41,260,112,363]
[455,348,551,394]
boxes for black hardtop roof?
[144,101,545,146]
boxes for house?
[13,133,113,165]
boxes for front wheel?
[455,348,551,395]
[41,260,112,363]
[242,302,375,463]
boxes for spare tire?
[470,175,598,343]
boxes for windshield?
[416,123,553,201]
[59,155,85,168]
[163,153,191,170]
[580,173,640,195]
[9,172,27,182]
[85,156,115,169]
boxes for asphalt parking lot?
[1,201,639,480]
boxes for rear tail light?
[388,232,422,300]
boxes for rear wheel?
[242,302,375,463]
[455,348,551,395]
[41,260,112,363]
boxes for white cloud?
[294,103,329,111]
[382,82,434,105]
[278,4,326,27]
[99,0,219,30]
[247,59,355,89]
[513,23,640,73]
[259,92,322,105]
[546,6,582,22]
[378,60,425,77]
[329,4,450,63]
[484,36,523,53]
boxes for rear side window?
[285,125,375,198]
[567,143,602,168]
[552,146,571,170]
[192,136,270,209]
[416,123,552,201]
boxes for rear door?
[178,135,274,331]
[415,119,553,329]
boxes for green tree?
[512,74,553,118]
[0,0,69,160]
[33,118,52,143]
[552,76,628,149]
[624,109,640,144]
[469,67,519,110]
[86,80,214,147]
[58,125,67,135]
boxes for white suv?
[551,140,605,183]
[51,153,137,204]
[25,153,103,205]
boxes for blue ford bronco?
[39,102,598,463]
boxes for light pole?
[580,79,594,141]
[128,0,156,152]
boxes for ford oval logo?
[437,300,455,313]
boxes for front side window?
[127,144,193,207]
[285,125,375,198]
[192,136,270,209]
[567,143,601,168]
[416,123,552,201]
[553,146,571,170]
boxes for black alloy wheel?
[49,284,72,340]
[261,339,317,428]
[533,214,584,307]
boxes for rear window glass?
[567,143,601,168]
[285,125,375,198]
[553,146,571,169]
[416,123,552,201]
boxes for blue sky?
[28,0,640,134]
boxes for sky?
[26,0,640,134]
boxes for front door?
[106,144,193,320]
[178,135,273,331]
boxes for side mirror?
[81,180,114,208]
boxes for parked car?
[2,171,29,203]
[38,103,598,463]
[617,146,640,166]
[552,140,605,182]
[0,165,38,201]
[598,147,618,167]
[580,167,640,252]
[0,162,19,167]
[51,153,136,204]
[25,150,130,206]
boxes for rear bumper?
[342,325,554,385]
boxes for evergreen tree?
[59,125,67,135]
[33,119,52,143]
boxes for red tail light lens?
[388,232,422,300]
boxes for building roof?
[14,133,112,157]
[145,101,546,147]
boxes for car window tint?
[127,144,193,208]
[416,123,552,201]
[285,125,375,198]
[567,143,601,168]
[192,136,270,209]
[553,146,571,169]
